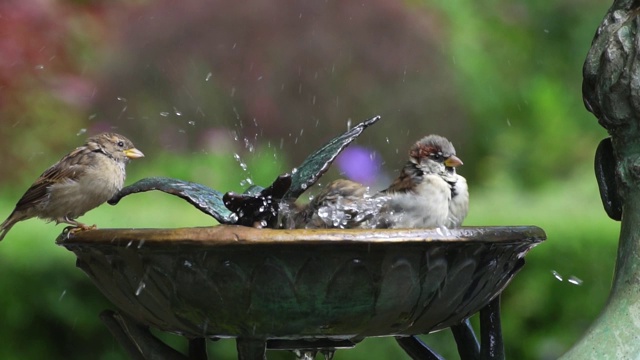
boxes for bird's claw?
[64,224,97,236]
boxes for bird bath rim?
[56,225,546,246]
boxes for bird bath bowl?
[57,225,544,359]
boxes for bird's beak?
[444,155,463,167]
[124,148,145,159]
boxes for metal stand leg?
[99,310,189,360]
[451,319,480,360]
[189,338,208,360]
[395,336,445,360]
[479,296,504,360]
[236,338,267,360]
[396,295,506,360]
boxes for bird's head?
[88,133,144,163]
[409,134,462,175]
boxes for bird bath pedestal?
[57,225,544,359]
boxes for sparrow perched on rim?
[0,133,144,241]
[288,134,468,229]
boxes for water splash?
[205,72,212,81]
[293,350,316,360]
[551,270,563,282]
[321,350,335,360]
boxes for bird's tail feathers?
[0,214,19,242]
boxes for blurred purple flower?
[336,145,382,186]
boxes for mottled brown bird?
[380,134,468,228]
[0,133,144,241]
[289,134,468,229]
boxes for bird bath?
[52,116,546,359]
[57,225,544,359]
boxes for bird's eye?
[117,141,125,147]
[430,152,443,161]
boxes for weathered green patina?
[563,0,640,357]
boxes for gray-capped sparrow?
[290,134,468,229]
[0,133,144,241]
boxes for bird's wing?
[13,158,87,212]
[383,164,421,194]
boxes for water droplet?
[135,281,146,296]
[76,128,87,136]
[58,290,67,302]
[568,276,583,286]
[205,72,212,81]
[117,97,127,102]
[347,118,352,130]
[291,167,298,174]
[35,64,44,70]
[551,270,563,282]
[174,107,182,116]
[183,260,193,268]
[188,120,196,126]
[293,350,316,360]
[321,350,335,360]
[88,113,97,120]
[137,240,145,249]
[160,112,170,117]
[240,163,248,171]
[233,153,241,161]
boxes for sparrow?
[379,134,468,229]
[288,134,468,229]
[284,179,382,229]
[0,133,144,241]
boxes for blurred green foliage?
[0,0,621,359]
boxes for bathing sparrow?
[0,133,144,241]
[286,179,381,229]
[290,134,468,229]
[379,134,468,228]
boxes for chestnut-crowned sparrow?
[380,134,468,228]
[0,133,144,241]
[290,134,468,229]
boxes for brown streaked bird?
[0,133,144,241]
[379,134,468,229]
[289,134,468,230]
[286,179,381,229]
